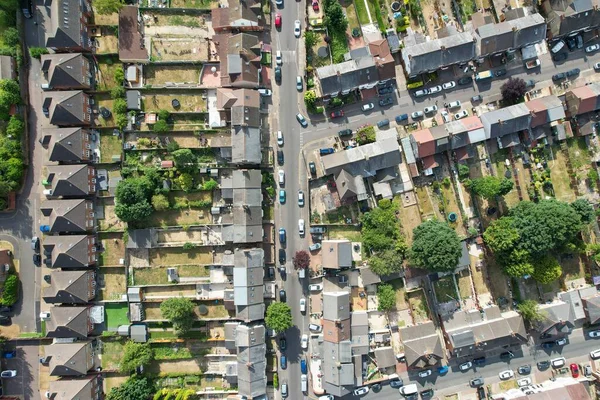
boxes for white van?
[301,374,308,392]
[551,40,565,54]
[298,219,305,236]
[591,349,600,359]
[400,384,418,395]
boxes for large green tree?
[120,341,153,373]
[531,255,562,284]
[377,284,396,312]
[483,217,519,256]
[160,297,196,336]
[115,177,155,223]
[172,149,197,171]
[503,249,534,278]
[570,198,595,225]
[410,220,462,271]
[468,176,514,200]
[324,1,348,32]
[265,302,293,333]
[517,300,546,322]
[369,250,404,276]
[0,80,20,121]
[106,377,154,400]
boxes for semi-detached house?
[42,127,95,164]
[41,53,92,90]
[37,0,92,53]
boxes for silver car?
[296,76,303,91]
[428,85,442,94]
[424,105,438,114]
[411,110,424,119]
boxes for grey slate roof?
[43,235,95,269]
[477,14,546,55]
[47,164,93,198]
[45,341,94,376]
[43,270,95,304]
[0,55,15,80]
[323,340,354,396]
[40,199,93,233]
[323,138,402,177]
[126,90,141,110]
[126,229,157,249]
[235,324,267,399]
[359,267,381,286]
[41,53,90,89]
[46,306,90,339]
[323,292,351,321]
[231,126,261,165]
[44,127,90,163]
[480,103,531,139]
[400,321,444,369]
[584,296,600,324]
[351,311,369,355]
[43,91,88,126]
[233,248,265,311]
[536,301,576,335]
[43,0,90,50]
[374,346,396,368]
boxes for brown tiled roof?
[118,6,149,62]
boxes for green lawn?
[328,226,362,242]
[433,275,459,303]
[97,60,122,91]
[101,340,125,370]
[148,330,208,341]
[354,0,371,24]
[104,303,130,329]
[566,137,591,170]
[100,133,122,163]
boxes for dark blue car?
[395,114,409,124]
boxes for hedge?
[1,274,19,306]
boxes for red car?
[312,0,319,11]
[330,110,344,118]
[570,363,579,378]
[275,13,282,29]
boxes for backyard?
[150,248,213,266]
[170,0,218,8]
[101,339,125,370]
[140,115,208,132]
[98,201,126,233]
[144,301,231,320]
[98,267,127,301]
[433,275,459,303]
[550,147,577,203]
[407,289,430,323]
[96,59,121,91]
[415,186,435,219]
[104,303,130,330]
[144,65,201,86]
[328,226,362,242]
[99,131,122,163]
[150,37,208,62]
[133,265,210,285]
[144,208,212,228]
[142,91,207,113]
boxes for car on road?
[279,189,286,204]
[421,389,434,398]
[281,382,288,398]
[353,387,369,396]
[537,360,550,369]
[590,330,600,338]
[418,369,432,378]
[0,370,16,378]
[424,105,437,114]
[556,337,567,346]
[33,254,41,266]
[278,249,286,264]
[280,354,287,369]
[300,298,306,313]
[395,114,409,124]
[470,377,484,387]
[298,219,305,236]
[458,76,473,85]
[586,44,600,53]
[330,110,344,119]
[296,75,303,91]
[278,170,285,186]
[309,323,322,332]
[517,377,532,387]
[371,383,382,393]
[277,149,284,164]
[566,68,580,77]
[308,243,321,251]
[361,103,374,111]
[275,66,282,83]
[552,72,566,81]
[294,20,301,37]
[296,113,308,127]
[429,85,442,94]
[454,110,469,120]
[319,147,334,155]
[525,79,536,88]
[298,190,305,207]
[499,370,514,380]
[379,97,394,107]
[442,81,456,90]
[413,89,429,97]
[459,361,473,371]
[494,69,507,77]
[552,52,568,62]
[275,13,282,28]
[389,379,403,388]
[279,228,286,244]
[301,359,307,374]
[518,365,531,375]
[378,86,394,95]
[411,111,424,119]
[279,289,286,302]
[471,95,483,103]
[570,363,579,378]
[591,349,600,359]
[275,50,283,65]
[277,130,283,146]
[377,119,389,129]
[31,236,39,252]
[595,62,600,71]
[338,129,353,137]
[309,284,323,291]
[551,357,566,368]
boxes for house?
[321,240,353,269]
[211,0,265,33]
[535,301,576,336]
[399,321,445,370]
[316,41,396,99]
[43,270,96,304]
[45,165,96,198]
[233,248,265,322]
[47,375,102,400]
[0,55,16,80]
[350,311,369,355]
[480,103,531,148]
[559,286,598,321]
[42,91,92,126]
[442,305,527,357]
[219,88,262,165]
[401,137,419,178]
[322,292,351,344]
[565,82,600,116]
[45,306,93,339]
[526,95,566,128]
[424,116,486,162]
[542,0,600,39]
[583,294,600,324]
[401,31,476,78]
[42,235,96,269]
[40,200,95,233]
[374,347,396,370]
[42,127,94,164]
[233,324,267,399]
[322,340,355,397]
[45,341,96,376]
[40,54,92,90]
[118,6,149,63]
[221,169,263,243]
[323,138,402,177]
[475,14,546,57]
[490,378,590,400]
[214,33,263,89]
[37,0,92,52]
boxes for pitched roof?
[48,376,98,400]
[46,306,90,339]
[323,318,351,343]
[323,138,402,177]
[43,0,90,50]
[584,295,600,324]
[543,0,599,37]
[334,170,367,202]
[43,270,94,304]
[47,164,93,197]
[400,321,444,369]
[526,95,566,128]
[410,129,436,158]
[322,340,354,396]
[476,14,546,55]
[351,311,369,355]
[215,33,262,88]
[44,127,90,163]
[231,126,261,165]
[41,53,90,89]
[235,324,267,398]
[536,301,576,334]
[45,341,94,376]
[480,103,531,139]
[211,0,264,30]
[43,235,95,268]
[40,199,92,233]
[43,91,88,126]
[565,82,600,115]
[233,248,265,312]
[317,57,378,97]
[118,6,149,62]
[374,346,396,368]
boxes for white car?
[595,62,600,71]
[441,110,451,123]
[353,387,370,396]
[300,298,306,313]
[459,361,473,371]
[361,103,375,111]
[276,50,283,65]
[556,337,567,346]
[318,396,334,400]
[296,75,303,91]
[517,377,532,387]
[591,349,600,359]
[551,357,566,368]
[309,323,322,332]
[278,170,285,185]
[428,85,442,94]
[258,88,272,96]
[454,110,469,120]
[298,190,305,206]
[442,81,456,90]
[586,44,600,53]
[294,20,301,37]
[418,369,432,378]
[275,0,283,4]
[499,370,514,380]
[277,130,284,146]
[589,330,600,338]
[301,334,308,349]
[424,105,438,114]
[411,110,424,119]
[298,219,305,236]
[446,100,461,109]
[0,370,16,378]
[309,284,323,291]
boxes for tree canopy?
[293,250,310,270]
[501,77,527,106]
[483,217,519,256]
[0,80,20,121]
[369,250,404,276]
[94,0,125,14]
[410,220,462,271]
[115,177,155,223]
[531,255,562,284]
[120,341,153,373]
[517,300,545,322]
[106,377,154,400]
[160,297,196,336]
[265,302,293,333]
[467,176,514,200]
[570,198,595,225]
[377,284,396,312]
[172,149,197,171]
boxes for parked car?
[294,20,301,37]
[584,365,592,376]
[594,62,600,71]
[275,13,282,28]
[570,363,579,378]
[33,254,41,266]
[338,129,353,137]
[421,389,434,398]
[499,370,514,380]
[525,79,536,88]
[309,162,316,175]
[330,110,344,119]
[423,105,437,114]
[440,110,450,123]
[279,228,286,244]
[566,68,580,77]
[277,150,284,165]
[371,383,382,393]
[566,36,578,50]
[586,44,600,53]
[275,66,282,83]
[556,338,567,346]
[389,379,403,388]
[552,72,566,81]
[537,360,550,369]
[281,383,288,398]
[428,85,442,94]
[413,89,429,97]
[31,236,39,252]
[591,349,600,359]
[377,86,394,96]
[517,377,532,387]
[309,323,322,332]
[299,298,306,313]
[551,357,566,368]
[518,365,531,375]
[458,76,473,85]
[312,0,319,11]
[395,114,409,124]
[459,362,473,371]
[296,113,308,127]
[377,119,389,128]
[279,189,286,204]
[298,190,305,207]
[411,111,424,119]
[276,50,283,65]
[310,226,327,234]
[494,69,507,77]
[0,371,16,378]
[471,95,482,103]
[279,289,286,302]
[541,341,555,349]
[278,170,285,186]
[442,81,456,90]
[473,357,486,366]
[296,75,303,91]
[2,351,15,359]
[454,110,469,120]
[470,377,484,387]
[277,130,284,146]
[319,148,335,155]
[301,358,307,374]
[500,352,514,360]
[301,334,308,349]
[445,100,461,109]
[280,354,287,369]
[309,284,323,291]
[278,249,286,264]
[308,243,321,251]
[353,387,369,396]
[552,52,568,62]
[589,330,600,338]
[378,97,394,107]
[258,88,272,96]
[418,369,432,378]
[318,396,334,400]
[361,103,375,111]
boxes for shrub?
[158,109,170,120]
[151,194,170,211]
[115,114,128,130]
[152,120,170,133]
[110,86,125,99]
[113,98,127,114]
[114,66,125,84]
[29,47,48,59]
[1,274,18,305]
[183,242,196,250]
